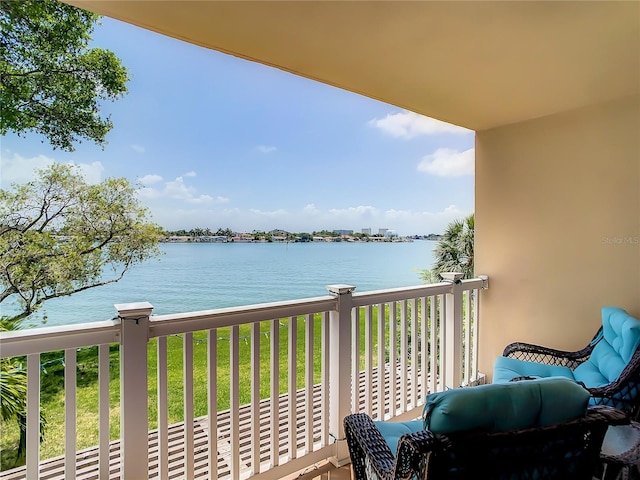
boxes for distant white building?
[378,228,388,236]
[199,235,228,242]
[362,228,371,235]
[384,229,398,238]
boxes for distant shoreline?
[161,235,440,244]
[161,236,439,244]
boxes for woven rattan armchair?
[344,405,628,480]
[495,308,640,418]
[501,336,640,417]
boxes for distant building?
[333,229,353,235]
[198,235,228,242]
[378,228,388,236]
[362,228,371,235]
[384,229,398,238]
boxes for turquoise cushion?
[422,377,589,434]
[493,355,575,384]
[373,420,424,456]
[574,307,640,385]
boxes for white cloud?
[137,187,161,200]
[369,110,472,138]
[417,148,475,177]
[131,145,145,153]
[0,152,104,186]
[139,174,163,186]
[137,174,223,207]
[248,208,289,217]
[303,203,320,214]
[163,176,213,204]
[74,161,104,184]
[1,152,54,185]
[256,145,277,154]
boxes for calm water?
[21,240,436,327]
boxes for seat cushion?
[422,377,589,435]
[373,420,424,455]
[493,355,575,384]
[573,307,640,386]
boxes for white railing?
[0,274,488,480]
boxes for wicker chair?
[495,307,640,418]
[344,405,628,480]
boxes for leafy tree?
[421,214,474,282]
[0,0,129,151]
[215,227,233,237]
[0,163,163,323]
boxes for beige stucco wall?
[475,95,640,380]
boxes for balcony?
[0,274,488,480]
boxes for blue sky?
[1,16,475,236]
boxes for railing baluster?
[98,343,110,480]
[410,298,418,409]
[400,300,408,412]
[26,353,40,479]
[64,349,76,480]
[230,325,240,480]
[364,305,373,416]
[270,318,280,467]
[207,328,218,480]
[421,296,429,398]
[157,336,169,480]
[430,296,438,393]
[472,288,480,382]
[288,316,297,460]
[304,314,314,452]
[351,308,360,413]
[464,291,472,384]
[321,311,330,445]
[250,322,260,474]
[183,332,194,480]
[388,302,397,417]
[376,303,385,420]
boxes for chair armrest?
[393,429,441,479]
[503,341,593,368]
[344,413,396,480]
[344,413,442,480]
[587,405,630,426]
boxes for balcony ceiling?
[66,0,640,131]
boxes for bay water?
[20,240,436,327]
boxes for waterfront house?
[2,1,638,479]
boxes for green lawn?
[1,307,407,470]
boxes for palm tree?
[421,214,474,283]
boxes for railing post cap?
[114,301,154,318]
[326,284,356,296]
[440,272,464,281]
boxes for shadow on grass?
[38,345,120,404]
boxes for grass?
[1,309,398,470]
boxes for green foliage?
[0,163,164,322]
[0,0,129,150]
[0,315,48,467]
[421,214,474,282]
